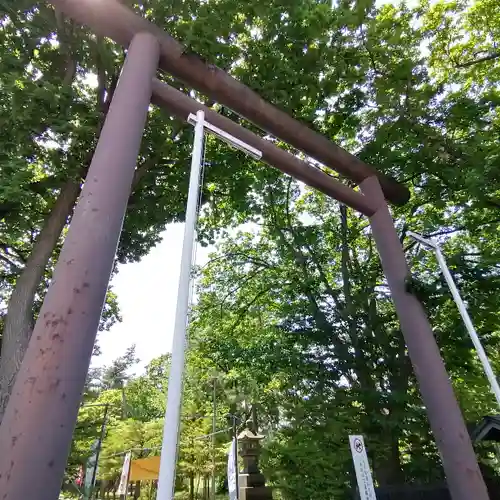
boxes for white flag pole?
[157,110,205,499]
[156,112,260,500]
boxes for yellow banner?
[129,456,161,482]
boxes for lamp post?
[408,231,500,407]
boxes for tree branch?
[95,37,108,111]
[360,26,388,78]
[202,252,272,271]
[0,253,21,273]
[0,244,27,264]
[218,268,268,313]
[455,52,500,68]
[426,216,500,239]
[229,285,276,331]
[54,9,77,87]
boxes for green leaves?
[3,0,500,496]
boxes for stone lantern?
[237,426,273,500]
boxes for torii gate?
[0,2,488,500]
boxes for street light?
[408,231,500,407]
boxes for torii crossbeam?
[0,2,488,500]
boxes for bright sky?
[93,224,211,372]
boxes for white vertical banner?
[349,435,377,500]
[227,438,237,500]
[117,451,132,496]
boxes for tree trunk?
[0,133,153,421]
[373,435,404,486]
[196,475,201,498]
[133,481,141,500]
[0,177,82,418]
[251,404,258,433]
[0,62,121,420]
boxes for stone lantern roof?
[238,429,264,441]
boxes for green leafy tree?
[4,0,500,498]
[190,174,500,498]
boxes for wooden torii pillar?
[0,2,488,500]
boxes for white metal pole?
[212,379,216,500]
[433,246,500,407]
[235,427,239,500]
[157,110,205,499]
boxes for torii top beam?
[47,0,410,206]
[152,80,377,216]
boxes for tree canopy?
[2,0,500,498]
